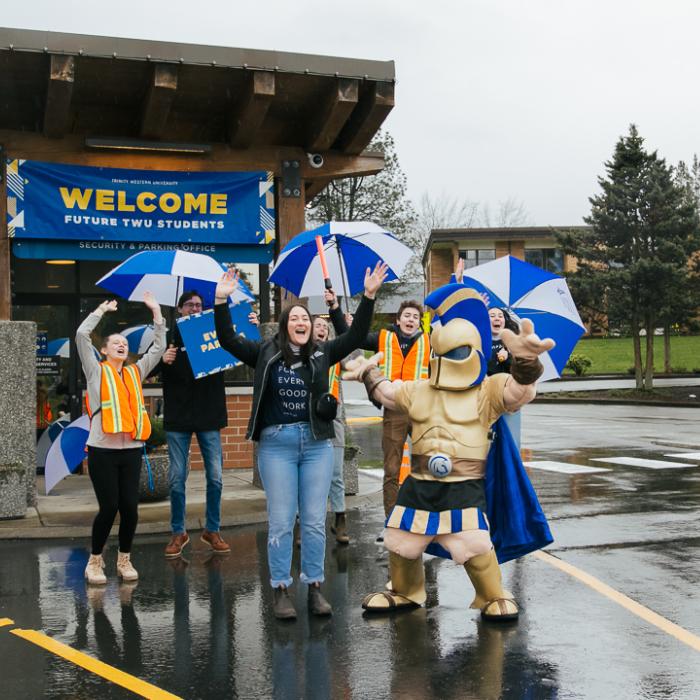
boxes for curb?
[533,396,700,408]
[0,490,384,541]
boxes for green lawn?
[566,335,700,375]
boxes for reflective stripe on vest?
[98,362,151,441]
[378,329,430,381]
[328,362,341,400]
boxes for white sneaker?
[116,551,139,582]
[85,554,107,585]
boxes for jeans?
[257,422,333,588]
[167,430,223,534]
[328,446,345,513]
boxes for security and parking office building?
[422,226,583,294]
[0,27,395,471]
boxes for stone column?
[0,320,37,518]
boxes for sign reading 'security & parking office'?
[5,160,276,248]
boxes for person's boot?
[272,585,297,620]
[331,512,350,544]
[164,532,190,559]
[200,530,231,554]
[464,549,519,621]
[116,552,139,582]
[308,582,333,616]
[84,554,107,586]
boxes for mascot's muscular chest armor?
[345,285,554,621]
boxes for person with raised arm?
[213,262,387,620]
[76,292,166,585]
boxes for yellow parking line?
[534,550,700,653]
[10,628,182,699]
[0,618,14,627]
[347,416,382,424]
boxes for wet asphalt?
[2,400,700,699]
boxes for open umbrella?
[269,221,412,298]
[121,324,162,354]
[45,414,91,494]
[460,255,586,382]
[46,338,70,358]
[97,250,254,308]
[36,415,71,469]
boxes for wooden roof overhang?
[0,27,395,197]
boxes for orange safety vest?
[88,363,151,441]
[378,329,430,381]
[328,362,341,400]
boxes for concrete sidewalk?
[0,468,383,540]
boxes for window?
[525,248,563,273]
[459,249,496,269]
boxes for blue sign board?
[176,303,260,379]
[6,159,276,263]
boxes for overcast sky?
[4,0,700,226]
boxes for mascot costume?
[344,284,554,621]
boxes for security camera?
[307,153,324,169]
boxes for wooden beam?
[306,78,358,152]
[0,131,385,180]
[229,71,276,149]
[43,55,75,139]
[336,81,394,155]
[141,64,178,139]
[304,177,333,202]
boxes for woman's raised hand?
[97,300,118,314]
[143,290,163,323]
[363,261,389,299]
[215,266,239,303]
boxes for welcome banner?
[6,160,276,248]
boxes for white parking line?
[524,461,611,474]
[663,452,700,460]
[591,456,698,470]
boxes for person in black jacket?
[213,262,387,620]
[159,291,231,559]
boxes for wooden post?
[275,183,306,313]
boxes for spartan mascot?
[344,285,554,621]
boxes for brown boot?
[464,549,519,621]
[331,512,350,545]
[200,530,231,554]
[272,585,297,620]
[308,582,332,616]
[164,532,190,559]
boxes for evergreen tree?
[557,125,700,389]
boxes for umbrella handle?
[315,236,333,290]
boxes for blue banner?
[6,160,276,250]
[176,303,260,379]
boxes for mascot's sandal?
[347,284,554,624]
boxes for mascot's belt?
[410,454,485,482]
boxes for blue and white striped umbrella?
[97,250,254,308]
[37,415,71,469]
[122,324,160,355]
[44,337,100,360]
[269,221,413,297]
[45,414,91,494]
[461,255,586,382]
[46,337,70,358]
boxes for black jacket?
[156,324,228,433]
[214,295,375,441]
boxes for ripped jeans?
[257,422,333,588]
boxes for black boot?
[331,512,350,544]
[308,582,333,616]
[272,585,296,620]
